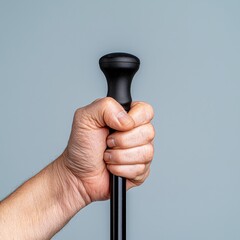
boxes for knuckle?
[142,168,150,182]
[134,168,150,184]
[95,97,115,112]
[150,143,154,156]
[139,102,154,120]
[133,101,145,107]
[144,144,154,162]
[134,175,145,184]
[149,124,155,140]
[145,123,155,142]
[131,165,143,179]
[73,107,86,123]
[149,105,155,118]
[74,108,83,118]
[146,103,154,120]
[92,98,103,104]
[137,164,146,176]
[103,97,116,108]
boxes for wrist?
[52,153,92,215]
[0,154,92,240]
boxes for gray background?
[0,1,240,239]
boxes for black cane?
[99,52,140,240]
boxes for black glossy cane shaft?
[110,175,126,240]
[99,53,140,240]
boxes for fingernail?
[104,151,112,161]
[107,138,116,148]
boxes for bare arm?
[0,155,88,239]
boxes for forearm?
[0,155,90,240]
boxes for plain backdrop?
[0,1,240,239]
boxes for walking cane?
[99,52,140,240]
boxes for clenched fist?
[62,97,155,203]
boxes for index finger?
[128,101,154,127]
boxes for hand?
[61,97,154,204]
[0,97,154,240]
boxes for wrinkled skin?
[63,97,155,202]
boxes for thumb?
[81,97,135,131]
